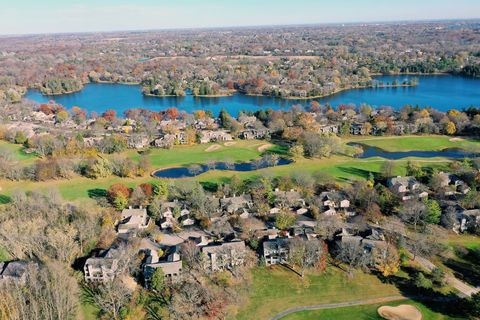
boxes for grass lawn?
[0,137,454,202]
[0,140,37,163]
[124,140,278,168]
[446,234,480,251]
[80,303,99,320]
[280,299,464,320]
[233,266,402,320]
[0,156,451,201]
[350,135,480,152]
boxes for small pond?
[349,143,480,160]
[153,157,292,178]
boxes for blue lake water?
[349,143,480,160]
[153,158,292,179]
[25,75,479,115]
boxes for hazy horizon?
[1,0,479,35]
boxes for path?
[413,255,479,297]
[270,295,407,320]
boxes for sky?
[0,0,479,35]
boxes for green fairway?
[0,137,455,201]
[233,266,402,320]
[124,140,279,168]
[280,299,463,320]
[350,135,480,152]
[0,140,37,163]
[0,155,451,201]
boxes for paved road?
[414,255,480,297]
[270,295,407,320]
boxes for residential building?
[201,240,246,271]
[84,247,121,283]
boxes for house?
[143,250,182,287]
[319,124,339,134]
[153,134,176,148]
[263,238,289,266]
[201,240,246,271]
[117,207,151,235]
[387,176,427,201]
[387,176,420,193]
[350,123,366,135]
[437,172,471,195]
[318,191,351,216]
[0,261,33,284]
[240,128,269,140]
[273,189,305,209]
[199,130,233,144]
[457,209,480,233]
[127,135,150,149]
[220,194,253,213]
[84,247,122,283]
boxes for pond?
[350,143,480,160]
[153,157,292,178]
[25,75,480,115]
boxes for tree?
[440,206,457,229]
[381,160,396,179]
[315,215,342,240]
[275,209,296,230]
[0,262,79,320]
[413,272,432,289]
[468,292,480,318]
[406,161,423,179]
[92,279,132,320]
[445,121,456,135]
[150,268,165,292]
[102,109,117,122]
[287,238,326,277]
[399,200,427,231]
[14,131,26,145]
[423,198,441,224]
[374,244,400,277]
[107,183,131,207]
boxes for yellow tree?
[445,121,456,135]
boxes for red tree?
[102,109,117,122]
[107,183,131,202]
[166,108,179,120]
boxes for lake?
[25,75,480,115]
[153,157,292,179]
[350,143,480,160]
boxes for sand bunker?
[449,137,464,142]
[258,143,272,152]
[378,304,422,320]
[205,144,221,152]
[224,141,237,146]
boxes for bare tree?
[92,278,132,320]
[0,262,79,320]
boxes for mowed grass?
[280,300,463,320]
[124,140,274,168]
[0,137,453,201]
[350,135,480,152]
[0,140,37,163]
[0,157,451,202]
[233,266,402,320]
[446,234,480,251]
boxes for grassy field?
[233,266,402,320]
[0,155,451,201]
[280,299,463,320]
[0,137,454,201]
[0,140,37,163]
[447,234,480,250]
[350,135,480,152]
